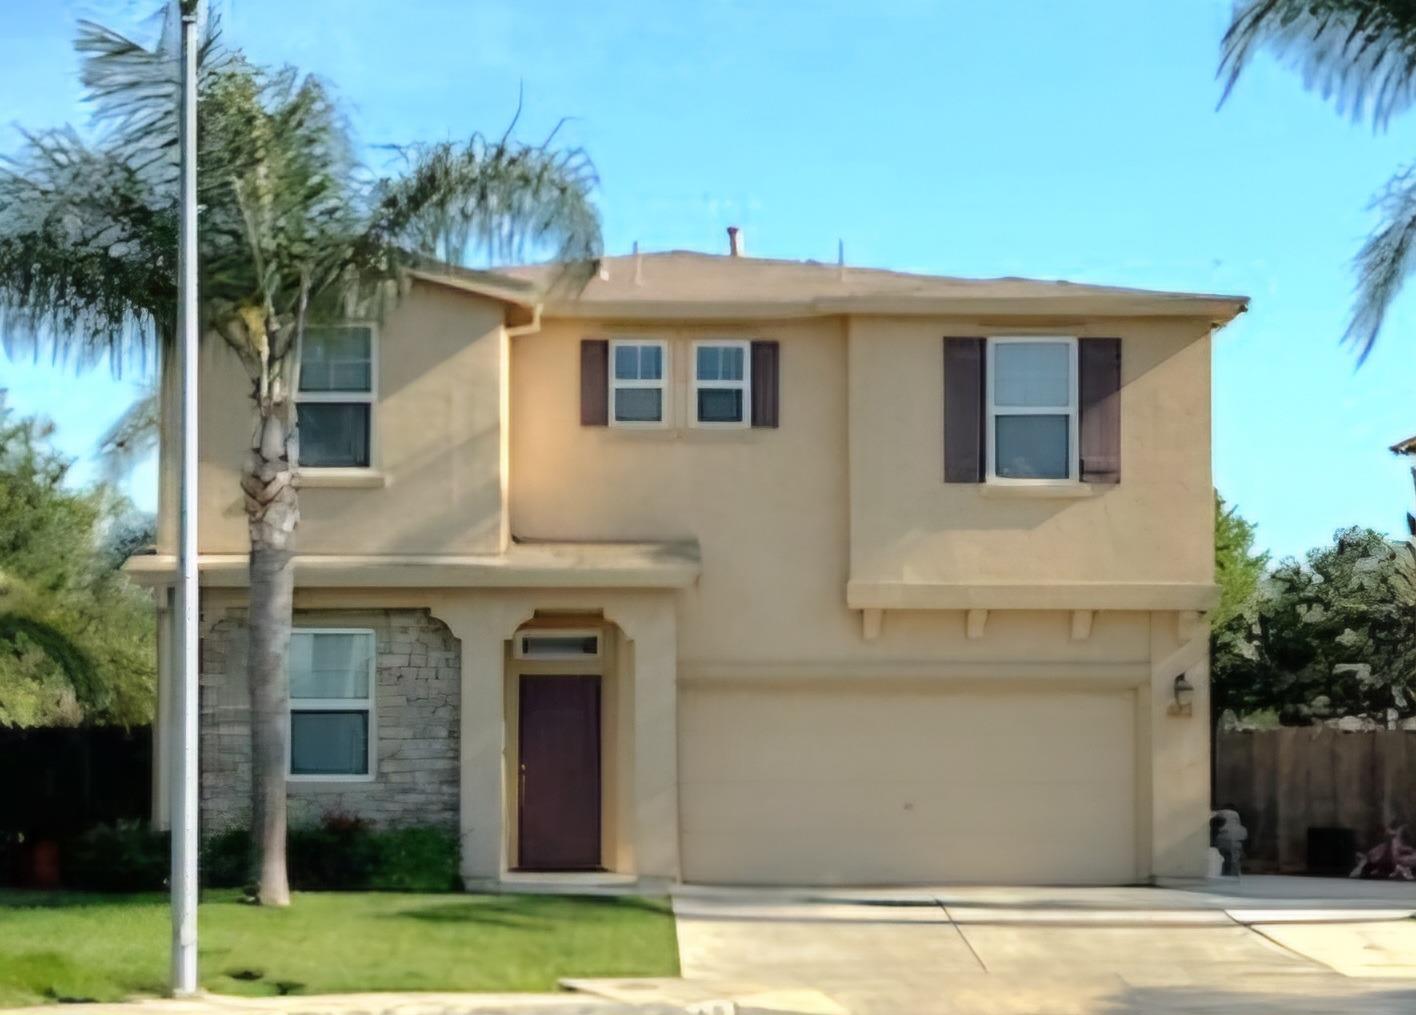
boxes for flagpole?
[171,0,201,996]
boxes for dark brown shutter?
[1079,337,1121,484]
[751,340,779,428]
[943,337,986,482]
[580,339,608,426]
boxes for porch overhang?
[124,539,701,590]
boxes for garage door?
[680,684,1137,885]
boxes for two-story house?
[132,241,1247,888]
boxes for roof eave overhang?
[538,295,1250,325]
[407,268,542,328]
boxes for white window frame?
[295,323,378,470]
[691,339,752,429]
[287,627,377,783]
[512,628,602,661]
[985,336,1079,485]
[608,338,670,429]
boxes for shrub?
[200,814,460,892]
[62,820,168,891]
[371,826,460,892]
[288,813,381,890]
[200,827,252,889]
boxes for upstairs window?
[986,337,1077,481]
[693,340,750,427]
[297,325,375,468]
[288,629,376,780]
[610,339,667,426]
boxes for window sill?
[287,773,377,784]
[295,469,388,490]
[604,426,762,442]
[978,482,1102,499]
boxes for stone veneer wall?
[200,608,460,833]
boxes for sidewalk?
[0,994,699,1015]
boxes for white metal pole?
[171,0,200,997]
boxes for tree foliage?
[1213,524,1416,724]
[1215,493,1269,628]
[0,397,154,728]
[1220,0,1416,358]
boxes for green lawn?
[0,890,679,1007]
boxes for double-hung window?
[297,325,375,468]
[288,629,376,780]
[986,337,1078,482]
[610,339,668,426]
[692,340,750,427]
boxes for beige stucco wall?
[510,315,1214,662]
[846,315,1215,595]
[503,312,1215,883]
[174,281,508,556]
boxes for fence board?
[1217,728,1416,872]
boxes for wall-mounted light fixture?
[1167,673,1195,717]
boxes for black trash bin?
[1307,826,1357,877]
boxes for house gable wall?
[173,281,508,557]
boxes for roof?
[1393,435,1416,456]
[404,262,540,328]
[498,250,1250,323]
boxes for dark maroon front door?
[517,675,602,870]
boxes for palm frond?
[1348,165,1416,358]
[371,126,602,282]
[0,4,228,373]
[1220,0,1416,130]
[97,387,160,481]
[0,571,103,717]
[0,127,173,372]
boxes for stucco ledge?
[846,580,1219,612]
[123,540,701,591]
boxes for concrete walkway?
[625,877,1416,1014]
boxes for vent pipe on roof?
[837,238,845,281]
[727,225,743,257]
[633,241,643,285]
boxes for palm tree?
[0,6,600,905]
[1220,0,1416,358]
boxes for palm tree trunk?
[241,407,299,907]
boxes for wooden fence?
[1214,727,1416,873]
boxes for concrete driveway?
[658,877,1416,1014]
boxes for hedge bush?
[201,815,460,892]
[62,820,169,891]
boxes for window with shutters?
[986,337,1078,482]
[288,629,376,781]
[692,340,751,428]
[297,324,376,468]
[609,339,668,427]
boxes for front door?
[517,675,601,870]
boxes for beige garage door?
[680,684,1138,885]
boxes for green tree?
[1215,493,1268,628]
[0,397,155,728]
[1211,496,1270,718]
[1221,1,1416,357]
[1215,526,1416,724]
[0,6,600,905]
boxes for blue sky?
[2,0,1414,560]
